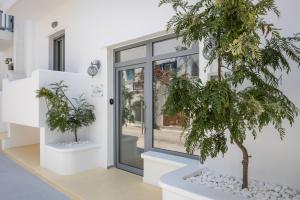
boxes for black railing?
[0,10,14,32]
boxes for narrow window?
[53,34,65,72]
[0,10,4,30]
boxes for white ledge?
[45,142,101,153]
[160,165,244,200]
[142,151,199,167]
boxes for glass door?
[114,35,199,175]
[116,65,145,175]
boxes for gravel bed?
[186,168,300,200]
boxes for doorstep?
[0,132,8,140]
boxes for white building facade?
[0,0,299,192]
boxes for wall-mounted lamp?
[87,60,101,77]
[5,58,14,71]
[51,21,58,29]
[5,58,12,65]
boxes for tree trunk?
[216,44,250,189]
[215,28,249,190]
[218,56,222,81]
[234,138,249,189]
[74,128,78,142]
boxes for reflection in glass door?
[117,66,145,174]
[114,35,199,175]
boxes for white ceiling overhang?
[4,0,69,20]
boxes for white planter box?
[160,165,243,200]
[142,151,198,186]
[44,141,101,175]
[160,165,300,200]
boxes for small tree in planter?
[160,0,300,189]
[37,81,96,143]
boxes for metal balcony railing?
[0,10,14,32]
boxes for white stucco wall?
[0,92,7,132]
[2,71,40,127]
[24,0,174,169]
[2,123,39,149]
[0,47,13,89]
[7,0,300,189]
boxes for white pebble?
[185,168,300,199]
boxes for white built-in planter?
[160,165,242,200]
[142,151,198,186]
[44,141,101,175]
[144,151,299,200]
[160,165,300,200]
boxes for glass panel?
[53,35,65,72]
[115,45,146,63]
[119,67,145,169]
[153,37,195,56]
[153,54,199,154]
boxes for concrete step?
[0,132,8,140]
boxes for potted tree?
[37,81,96,143]
[161,0,300,191]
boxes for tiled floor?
[4,145,162,200]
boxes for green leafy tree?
[37,81,96,142]
[160,0,300,189]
